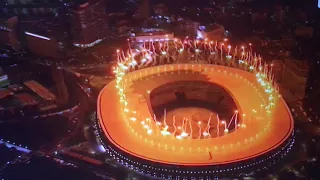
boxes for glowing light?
[161,126,170,136]
[112,36,280,152]
[172,116,177,135]
[25,32,50,40]
[197,121,202,139]
[203,114,212,138]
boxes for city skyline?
[0,0,320,179]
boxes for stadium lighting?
[95,37,294,178]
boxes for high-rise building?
[69,0,108,48]
[1,0,72,56]
[1,0,108,57]
[1,0,66,16]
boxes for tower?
[69,0,107,48]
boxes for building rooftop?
[0,88,13,99]
[135,28,171,36]
[14,93,39,106]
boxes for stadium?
[95,38,294,179]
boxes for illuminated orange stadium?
[95,39,294,179]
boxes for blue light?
[0,140,32,153]
[25,32,51,40]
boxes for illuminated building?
[95,38,294,179]
[1,0,67,16]
[22,31,65,58]
[1,6,70,58]
[69,0,107,48]
[5,16,68,59]
[130,28,174,43]
[1,0,109,55]
[197,23,225,40]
